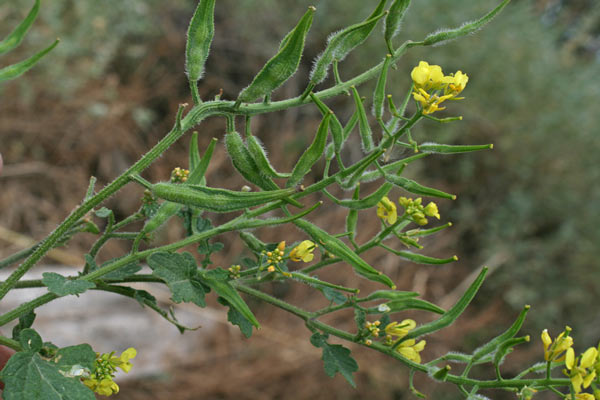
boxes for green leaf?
[18,329,42,353]
[42,273,95,297]
[12,311,35,341]
[102,262,142,280]
[147,251,208,307]
[0,39,59,83]
[54,344,96,377]
[94,207,112,218]
[0,352,95,400]
[0,0,39,55]
[310,333,358,387]
[218,298,253,338]
[199,268,259,328]
[319,286,347,305]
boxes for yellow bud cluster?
[228,264,241,278]
[170,167,190,183]
[398,197,440,226]
[82,348,137,397]
[261,241,286,272]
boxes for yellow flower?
[565,347,598,394]
[385,319,416,338]
[110,347,137,373]
[377,196,398,224]
[443,71,469,95]
[410,61,468,115]
[423,202,440,219]
[397,339,426,363]
[575,394,595,400]
[83,377,120,396]
[411,61,445,91]
[541,327,573,362]
[289,240,316,262]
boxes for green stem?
[0,335,21,352]
[0,244,38,270]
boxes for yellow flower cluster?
[289,240,316,262]
[170,167,189,183]
[541,327,573,362]
[385,319,426,363]
[82,348,137,396]
[377,196,440,226]
[377,196,398,225]
[261,241,286,272]
[411,61,469,115]
[228,264,241,278]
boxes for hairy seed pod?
[152,183,297,213]
[246,133,289,179]
[422,0,509,47]
[309,0,387,86]
[287,113,331,187]
[0,38,58,83]
[337,182,392,210]
[294,218,395,288]
[0,0,39,55]
[186,0,216,82]
[309,93,343,153]
[384,174,456,200]
[237,6,315,103]
[384,0,411,50]
[373,54,393,120]
[189,132,201,171]
[351,86,374,153]
[418,143,493,154]
[342,109,359,141]
[361,290,419,301]
[239,232,266,254]
[381,298,445,314]
[391,250,458,265]
[345,185,360,243]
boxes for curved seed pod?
[309,93,343,153]
[0,0,39,55]
[287,113,331,187]
[152,183,297,213]
[342,109,359,141]
[373,54,393,120]
[385,174,456,200]
[186,0,216,82]
[351,86,374,153]
[371,298,444,314]
[337,182,392,210]
[422,0,510,46]
[239,232,266,254]
[406,222,452,237]
[246,133,290,179]
[384,0,411,51]
[492,336,530,366]
[142,138,217,235]
[361,290,418,301]
[294,218,395,288]
[418,143,493,154]
[237,6,315,103]
[0,39,58,83]
[345,185,360,243]
[400,268,487,342]
[309,0,388,85]
[385,248,458,265]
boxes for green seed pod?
[0,0,39,55]
[287,113,331,187]
[342,109,359,141]
[351,86,374,153]
[237,6,315,103]
[152,183,298,213]
[406,222,453,237]
[493,336,530,366]
[187,137,218,184]
[422,0,509,47]
[418,142,493,154]
[337,183,392,210]
[373,54,393,120]
[345,185,360,243]
[388,249,458,265]
[246,133,290,179]
[189,132,201,171]
[186,0,216,82]
[309,0,387,85]
[0,39,58,83]
[294,218,395,288]
[361,290,419,301]
[309,93,343,153]
[385,175,456,200]
[384,0,411,51]
[373,298,445,314]
[432,365,451,382]
[239,231,266,254]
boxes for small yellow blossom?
[410,61,469,115]
[289,240,316,262]
[397,339,427,363]
[277,241,286,253]
[385,319,416,338]
[565,347,598,394]
[170,167,189,183]
[267,265,275,272]
[411,61,445,91]
[575,393,596,400]
[423,202,440,219]
[83,377,120,396]
[110,347,137,373]
[542,327,573,362]
[377,196,398,224]
[83,348,137,396]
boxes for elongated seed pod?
[373,54,393,120]
[189,132,201,171]
[342,109,359,141]
[380,298,445,314]
[361,290,419,301]
[237,7,315,103]
[309,93,343,153]
[384,174,456,200]
[152,183,297,213]
[0,39,58,83]
[0,0,39,55]
[351,86,374,153]
[384,0,411,49]
[187,137,217,184]
[239,232,266,254]
[418,143,493,154]
[337,182,392,210]
[246,134,289,179]
[345,185,360,243]
[294,218,395,288]
[309,0,387,86]
[287,113,331,187]
[388,249,458,265]
[422,0,509,46]
[186,0,216,82]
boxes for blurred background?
[1,0,599,398]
